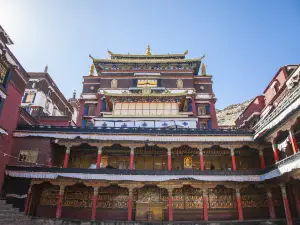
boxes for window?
[48,90,51,97]
[24,92,35,103]
[200,122,207,129]
[18,150,38,163]
[198,106,207,115]
[137,79,157,88]
[32,82,36,88]
[0,63,8,85]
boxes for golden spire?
[89,64,95,76]
[145,45,152,56]
[201,63,207,76]
[184,50,188,55]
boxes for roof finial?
[73,90,76,98]
[107,49,113,56]
[44,65,48,73]
[184,50,188,55]
[89,64,95,76]
[145,45,152,56]
[201,63,207,76]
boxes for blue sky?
[1,0,299,109]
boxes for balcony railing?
[16,125,254,136]
[6,151,300,177]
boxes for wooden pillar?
[292,183,300,218]
[289,128,299,154]
[231,149,237,171]
[63,145,71,168]
[56,185,65,219]
[267,188,276,219]
[168,188,173,221]
[199,148,204,170]
[167,147,172,171]
[272,139,280,162]
[24,185,32,215]
[96,146,102,169]
[127,187,133,221]
[191,97,197,116]
[91,187,98,220]
[202,188,208,221]
[259,149,266,169]
[280,184,293,225]
[129,147,134,170]
[235,188,243,220]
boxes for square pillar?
[259,149,266,169]
[266,188,276,219]
[129,147,134,170]
[231,149,237,171]
[96,146,102,169]
[235,188,243,220]
[167,147,172,171]
[168,188,173,221]
[91,187,99,220]
[289,128,299,154]
[199,148,204,170]
[280,184,293,225]
[63,145,71,168]
[56,185,65,219]
[272,139,280,162]
[202,188,208,221]
[127,187,133,221]
[24,185,32,215]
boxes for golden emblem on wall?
[111,79,118,88]
[176,79,183,88]
[142,86,152,95]
[184,156,192,168]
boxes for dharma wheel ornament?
[89,64,95,76]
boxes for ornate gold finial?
[44,65,48,73]
[201,63,207,76]
[184,50,188,55]
[107,50,113,56]
[145,45,152,56]
[89,64,95,76]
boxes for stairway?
[0,199,32,225]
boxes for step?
[0,210,24,215]
[0,204,13,209]
[0,214,30,220]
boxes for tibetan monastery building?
[3,47,300,225]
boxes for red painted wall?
[9,137,53,167]
[39,120,70,126]
[0,83,24,189]
[264,69,287,107]
[235,96,265,128]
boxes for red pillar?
[91,187,98,220]
[199,149,204,170]
[24,186,32,215]
[76,99,85,126]
[209,101,218,128]
[127,189,133,221]
[292,184,300,218]
[272,139,280,162]
[56,186,64,219]
[281,184,293,225]
[259,149,266,169]
[231,149,237,171]
[289,128,299,154]
[167,148,172,171]
[96,147,102,169]
[203,188,208,221]
[236,188,243,220]
[267,189,276,219]
[129,147,134,170]
[95,96,102,117]
[168,189,173,221]
[63,146,71,168]
[191,97,197,116]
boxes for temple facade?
[2,47,300,225]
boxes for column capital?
[93,186,99,196]
[230,148,235,156]
[167,148,172,156]
[199,148,203,155]
[59,185,65,195]
[259,149,264,156]
[130,147,134,155]
[28,185,32,194]
[97,146,102,154]
[235,188,241,197]
[202,187,208,197]
[267,189,272,198]
[280,184,287,197]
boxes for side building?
[21,67,78,126]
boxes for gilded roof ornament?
[107,50,113,56]
[201,63,207,76]
[145,45,152,56]
[89,64,95,76]
[184,50,188,55]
